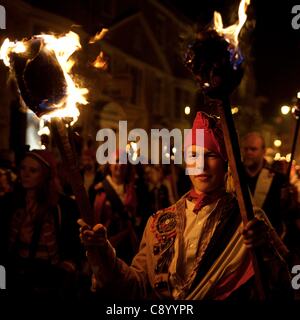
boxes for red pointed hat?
[184,112,227,161]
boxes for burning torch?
[184,0,271,299]
[0,31,95,225]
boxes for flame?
[0,38,27,66]
[0,31,88,125]
[89,28,109,44]
[36,31,88,124]
[38,119,50,136]
[126,142,138,162]
[213,0,251,48]
[92,51,108,69]
[89,28,109,70]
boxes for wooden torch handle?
[51,118,94,226]
[217,99,266,300]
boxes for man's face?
[186,145,226,194]
[81,154,94,171]
[241,136,265,169]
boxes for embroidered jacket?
[92,192,292,300]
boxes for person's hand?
[240,217,269,249]
[78,219,116,284]
[78,219,109,249]
[78,219,108,273]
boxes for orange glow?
[92,51,108,70]
[89,28,109,70]
[0,31,88,125]
[89,28,109,44]
[0,38,27,66]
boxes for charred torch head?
[9,37,67,117]
[184,29,243,98]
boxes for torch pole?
[51,117,94,226]
[216,97,266,300]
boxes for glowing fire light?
[184,106,191,115]
[231,106,239,114]
[38,119,50,136]
[89,28,109,44]
[213,0,251,48]
[0,39,27,66]
[126,142,138,162]
[0,31,89,125]
[281,105,290,115]
[92,51,108,70]
[89,28,109,70]
[274,139,282,148]
[274,153,281,161]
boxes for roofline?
[148,0,192,30]
[108,12,171,73]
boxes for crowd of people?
[0,115,300,301]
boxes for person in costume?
[79,112,292,300]
[241,132,297,237]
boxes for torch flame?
[36,31,88,124]
[92,51,108,70]
[89,28,109,44]
[38,119,50,136]
[0,31,89,125]
[213,0,251,48]
[0,38,27,67]
[89,28,109,70]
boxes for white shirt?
[170,198,220,298]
